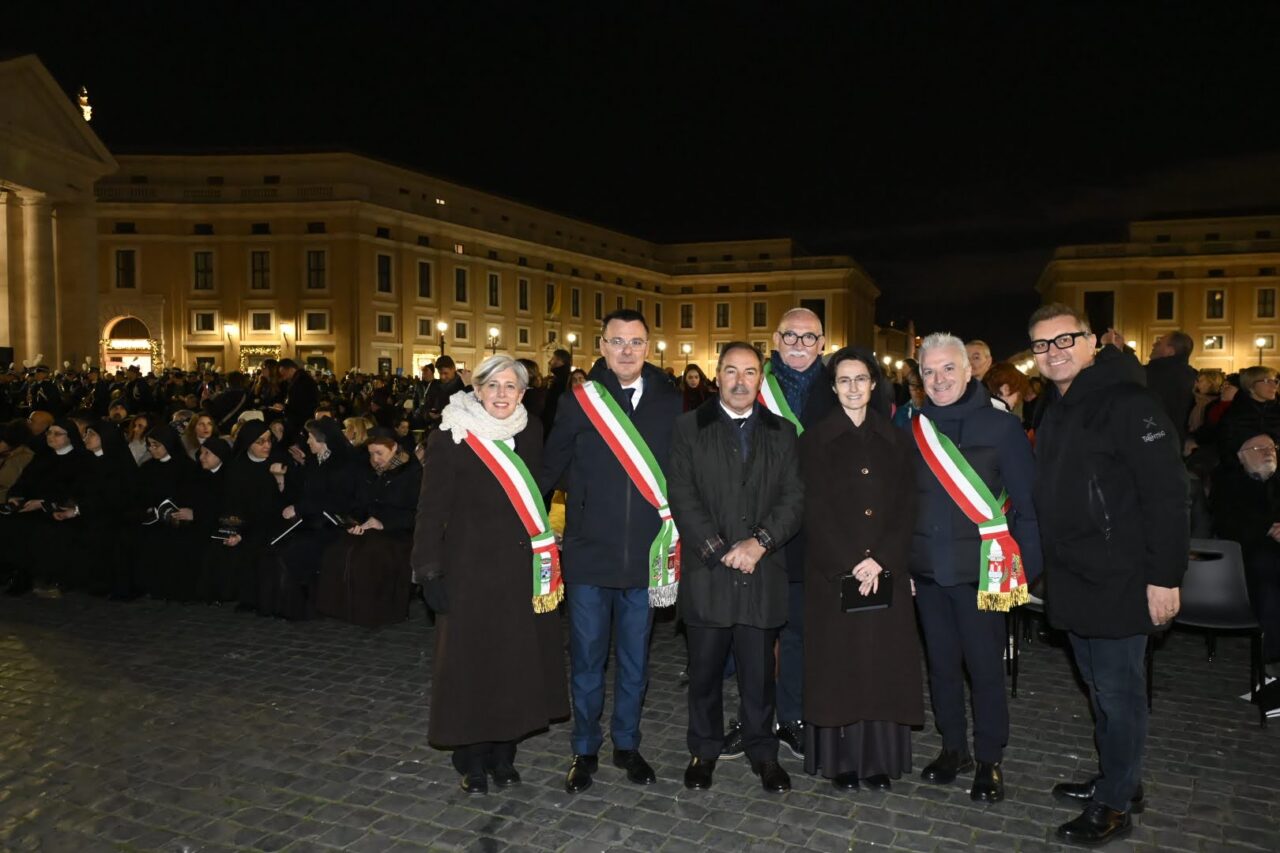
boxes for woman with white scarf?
[412,354,569,795]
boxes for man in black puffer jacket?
[1030,303,1187,847]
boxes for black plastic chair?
[1173,539,1268,728]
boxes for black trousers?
[1069,633,1148,812]
[1245,542,1280,661]
[451,740,517,775]
[687,623,779,763]
[914,579,1009,763]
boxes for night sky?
[12,3,1280,356]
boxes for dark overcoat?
[412,420,569,747]
[667,399,804,629]
[798,407,924,728]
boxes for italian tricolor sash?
[912,413,1029,612]
[572,381,680,607]
[758,361,803,435]
[463,432,563,614]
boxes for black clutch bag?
[841,571,893,613]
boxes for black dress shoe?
[489,764,521,788]
[613,749,656,785]
[1056,802,1132,846]
[721,719,745,759]
[684,756,716,790]
[459,772,488,794]
[751,759,792,793]
[920,748,974,785]
[564,754,598,794]
[863,774,892,791]
[775,720,805,758]
[970,761,1004,803]
[832,772,860,791]
[1052,777,1146,813]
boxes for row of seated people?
[0,416,422,628]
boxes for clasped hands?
[850,557,884,596]
[721,538,766,574]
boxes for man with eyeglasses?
[1210,434,1280,680]
[1029,303,1187,846]
[1215,365,1280,472]
[540,309,682,794]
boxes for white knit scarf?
[439,389,527,444]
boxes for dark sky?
[12,3,1280,355]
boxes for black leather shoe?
[721,719,745,759]
[970,761,1004,803]
[920,748,974,784]
[864,774,892,791]
[489,764,521,788]
[775,720,805,758]
[1052,777,1146,813]
[613,749,656,785]
[752,759,792,793]
[1056,802,1132,846]
[831,772,860,791]
[564,754,598,794]
[684,756,716,790]
[459,772,488,794]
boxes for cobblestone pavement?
[0,594,1276,852]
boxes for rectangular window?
[1155,291,1175,321]
[593,292,603,320]
[1258,288,1276,319]
[654,302,663,328]
[417,317,433,337]
[636,297,644,316]
[305,311,329,333]
[518,327,530,345]
[616,295,624,310]
[115,249,136,289]
[193,311,216,333]
[454,268,469,303]
[250,251,270,290]
[518,278,530,312]
[571,287,581,318]
[715,303,730,328]
[1206,289,1225,319]
[192,251,214,291]
[376,254,393,293]
[1207,268,1225,278]
[1156,270,1175,280]
[376,313,394,334]
[547,330,558,344]
[752,301,767,328]
[454,321,469,340]
[417,261,432,299]
[680,303,694,329]
[251,222,270,235]
[487,272,501,308]
[306,250,326,290]
[546,283,557,314]
[1203,334,1225,351]
[251,311,272,332]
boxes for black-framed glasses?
[779,331,820,346]
[1030,331,1089,354]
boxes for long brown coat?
[412,420,569,747]
[799,406,925,728]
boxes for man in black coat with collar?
[668,342,804,793]
[539,310,681,794]
[1030,303,1187,846]
[1144,331,1197,442]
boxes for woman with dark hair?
[799,346,922,791]
[182,412,219,460]
[132,424,202,599]
[983,363,1034,434]
[314,428,421,627]
[681,364,714,412]
[891,362,926,429]
[257,418,358,619]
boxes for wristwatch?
[750,525,775,553]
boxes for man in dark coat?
[541,348,572,436]
[25,367,63,417]
[1030,303,1187,846]
[422,356,465,430]
[539,310,681,794]
[205,372,250,432]
[909,333,1041,804]
[1143,331,1197,442]
[276,359,319,444]
[668,342,804,793]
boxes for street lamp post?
[566,333,578,365]
[1257,336,1268,366]
[279,322,294,359]
[681,343,692,367]
[487,326,500,355]
[657,340,667,368]
[437,321,448,358]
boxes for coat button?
[863,549,872,557]
[864,508,873,517]
[861,467,870,475]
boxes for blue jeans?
[1069,633,1149,813]
[566,584,653,755]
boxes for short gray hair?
[918,332,967,365]
[473,354,529,390]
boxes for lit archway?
[101,316,158,375]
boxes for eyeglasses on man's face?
[1243,443,1277,455]
[778,331,821,347]
[603,337,647,350]
[1030,331,1089,355]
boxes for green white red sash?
[758,361,803,435]
[463,432,563,613]
[572,381,680,607]
[911,413,1029,612]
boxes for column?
[19,191,56,367]
[54,202,101,369]
[0,192,11,352]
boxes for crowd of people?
[1,302,1275,848]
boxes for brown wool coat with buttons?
[798,406,925,728]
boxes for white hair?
[918,332,968,365]
[473,354,529,390]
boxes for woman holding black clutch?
[798,346,923,791]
